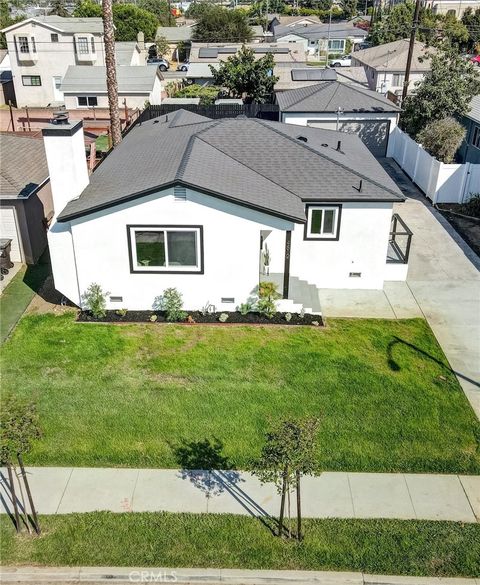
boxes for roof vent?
[336,140,342,151]
[297,135,308,142]
[174,186,187,201]
[321,143,328,147]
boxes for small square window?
[51,33,59,42]
[305,205,341,240]
[77,36,89,54]
[22,75,41,86]
[77,96,98,107]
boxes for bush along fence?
[390,127,480,205]
[135,103,280,124]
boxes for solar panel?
[217,47,237,54]
[198,48,219,58]
[291,68,337,81]
[253,47,290,54]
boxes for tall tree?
[112,4,158,41]
[210,46,277,103]
[49,0,70,16]
[340,0,358,20]
[73,0,102,17]
[138,0,174,26]
[102,0,122,147]
[253,418,320,541]
[462,7,480,50]
[193,6,253,43]
[0,0,24,49]
[400,44,480,138]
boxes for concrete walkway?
[1,468,479,523]
[318,160,480,419]
[1,566,479,585]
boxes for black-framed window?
[77,36,89,54]
[17,35,29,53]
[77,96,98,107]
[51,33,59,42]
[128,225,204,273]
[304,204,342,240]
[22,75,41,86]
[472,125,480,149]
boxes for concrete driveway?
[318,160,480,419]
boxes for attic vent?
[174,186,187,201]
[349,272,362,278]
[221,297,235,303]
[297,135,308,142]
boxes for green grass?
[95,134,109,152]
[1,313,479,472]
[1,513,479,577]
[0,263,49,343]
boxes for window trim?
[17,35,29,53]
[22,75,42,86]
[76,36,90,54]
[303,204,342,241]
[51,33,59,42]
[127,225,204,274]
[77,95,98,107]
[472,125,480,150]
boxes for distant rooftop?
[190,42,306,64]
[1,15,103,34]
[60,66,160,94]
[352,39,433,72]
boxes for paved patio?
[1,467,478,522]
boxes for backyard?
[1,312,479,473]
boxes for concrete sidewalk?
[1,468,478,523]
[1,566,479,584]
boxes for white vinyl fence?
[389,127,480,204]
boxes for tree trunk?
[102,0,122,146]
[6,464,21,533]
[17,453,40,535]
[296,470,302,541]
[278,465,288,537]
[14,464,31,534]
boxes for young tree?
[210,46,278,103]
[138,0,174,26]
[49,0,69,16]
[0,395,42,535]
[417,117,466,163]
[102,0,122,147]
[400,44,480,137]
[253,418,320,541]
[193,6,253,43]
[155,35,170,58]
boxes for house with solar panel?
[42,110,412,313]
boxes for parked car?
[177,60,189,72]
[147,57,170,72]
[470,55,480,66]
[330,55,352,67]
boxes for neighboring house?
[1,16,104,107]
[276,81,400,157]
[458,94,480,164]
[60,66,163,109]
[423,0,480,16]
[0,134,53,264]
[351,39,432,97]
[267,14,322,32]
[115,36,148,67]
[43,110,409,314]
[186,42,306,84]
[275,64,368,91]
[273,22,367,56]
[0,49,15,106]
[155,25,195,61]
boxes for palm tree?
[102,0,122,146]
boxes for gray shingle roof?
[352,39,432,72]
[0,134,49,198]
[274,22,366,41]
[58,109,403,222]
[156,26,194,42]
[60,66,160,94]
[3,15,104,34]
[276,81,400,113]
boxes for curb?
[0,567,478,584]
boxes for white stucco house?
[351,39,432,99]
[43,110,411,313]
[276,81,401,157]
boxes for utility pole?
[325,5,332,68]
[102,0,122,147]
[401,0,421,105]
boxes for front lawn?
[1,313,479,472]
[1,513,479,577]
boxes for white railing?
[389,127,480,204]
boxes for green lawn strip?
[1,313,479,473]
[0,263,49,343]
[95,134,109,152]
[1,513,479,577]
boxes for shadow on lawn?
[387,336,480,388]
[172,438,279,536]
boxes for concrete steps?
[264,273,322,315]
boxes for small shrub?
[81,283,109,319]
[417,117,466,163]
[219,313,229,322]
[150,314,158,322]
[115,308,128,317]
[285,312,292,322]
[154,288,187,322]
[459,193,480,218]
[257,281,281,319]
[238,301,253,315]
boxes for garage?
[0,206,22,262]
[307,118,391,158]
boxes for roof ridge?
[254,118,402,199]
[282,81,332,110]
[175,119,223,180]
[337,81,399,109]
[194,122,303,200]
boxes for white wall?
[281,111,399,156]
[63,187,294,311]
[390,126,480,203]
[352,63,426,94]
[5,22,105,107]
[64,93,152,110]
